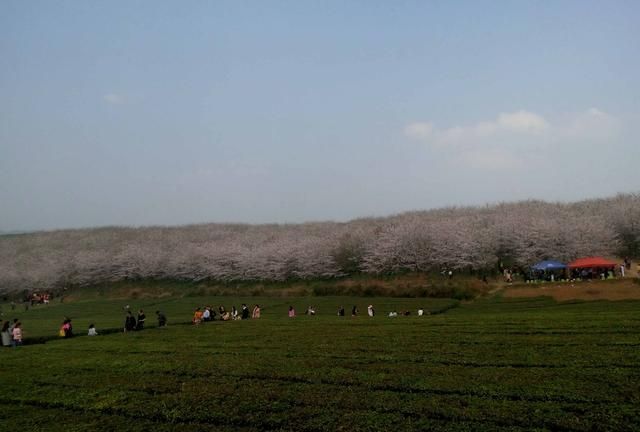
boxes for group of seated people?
[192,304,260,324]
[388,308,427,317]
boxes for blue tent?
[531,260,566,271]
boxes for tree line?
[1,194,638,293]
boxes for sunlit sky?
[1,1,639,231]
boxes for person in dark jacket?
[136,310,146,330]
[241,304,249,320]
[124,311,136,332]
[156,310,167,327]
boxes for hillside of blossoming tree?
[1,194,638,294]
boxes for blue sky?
[1,1,639,230]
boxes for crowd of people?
[124,307,166,332]
[287,304,428,319]
[1,319,22,347]
[192,303,261,324]
[1,300,433,349]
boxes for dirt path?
[502,278,640,301]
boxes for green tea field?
[1,295,639,431]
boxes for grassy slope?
[1,295,639,431]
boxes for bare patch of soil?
[503,279,640,301]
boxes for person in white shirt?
[88,324,98,336]
[418,308,424,316]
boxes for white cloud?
[103,93,125,104]
[496,110,549,133]
[405,110,549,148]
[404,122,433,140]
[404,108,620,170]
[561,107,620,141]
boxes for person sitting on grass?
[124,311,136,332]
[351,306,358,317]
[231,306,238,320]
[156,310,167,327]
[288,306,296,318]
[11,322,22,347]
[192,308,203,325]
[203,307,211,322]
[241,304,249,320]
[1,321,11,347]
[338,306,345,317]
[252,304,261,319]
[62,318,74,338]
[88,324,98,336]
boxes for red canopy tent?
[567,257,617,269]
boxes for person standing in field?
[252,304,261,319]
[367,305,374,317]
[156,310,167,327]
[288,306,296,318]
[11,322,22,347]
[136,310,146,330]
[1,321,11,347]
[124,311,136,332]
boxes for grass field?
[1,294,639,431]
